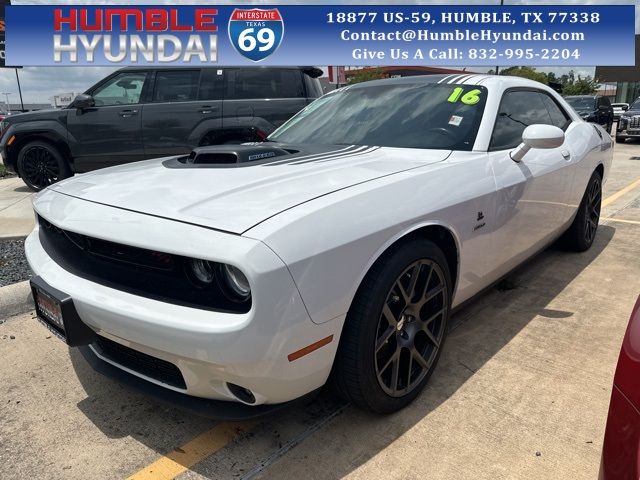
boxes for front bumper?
[0,125,17,173]
[617,117,640,138]
[78,344,320,420]
[616,129,640,139]
[26,189,342,408]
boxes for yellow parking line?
[602,217,640,226]
[602,177,640,207]
[127,421,256,480]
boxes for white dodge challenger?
[26,74,612,417]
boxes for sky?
[1,0,637,105]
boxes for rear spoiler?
[300,66,323,78]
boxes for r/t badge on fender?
[228,8,284,62]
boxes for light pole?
[15,69,24,112]
[495,0,505,76]
[1,92,12,114]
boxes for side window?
[199,69,224,101]
[303,74,322,99]
[227,69,305,100]
[152,70,200,103]
[92,72,147,106]
[541,94,571,130]
[490,90,553,151]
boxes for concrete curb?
[0,280,33,319]
[0,235,29,241]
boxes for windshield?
[629,98,640,110]
[565,97,595,110]
[268,82,488,151]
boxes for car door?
[141,69,224,157]
[67,70,149,172]
[487,89,573,271]
[222,68,308,137]
[597,97,613,127]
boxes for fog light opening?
[227,383,256,405]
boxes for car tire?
[331,238,452,413]
[562,170,602,252]
[616,135,625,143]
[17,140,71,191]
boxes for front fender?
[1,120,70,170]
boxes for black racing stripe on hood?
[287,146,379,165]
[264,145,367,167]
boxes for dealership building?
[595,35,640,104]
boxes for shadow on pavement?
[69,225,615,478]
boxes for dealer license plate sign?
[34,287,65,336]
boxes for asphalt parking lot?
[2,138,640,480]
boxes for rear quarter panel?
[567,122,613,209]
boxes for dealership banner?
[5,5,635,66]
[0,0,9,67]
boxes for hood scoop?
[165,145,295,169]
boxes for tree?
[546,70,600,95]
[347,68,387,84]
[499,66,549,85]
[561,75,600,95]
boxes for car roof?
[117,66,317,71]
[347,73,556,91]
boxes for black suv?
[564,95,614,133]
[616,97,640,143]
[0,66,323,190]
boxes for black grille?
[93,335,186,390]
[37,215,250,313]
[630,116,640,129]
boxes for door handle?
[199,106,218,114]
[561,149,571,160]
[118,109,138,117]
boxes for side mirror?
[622,105,629,111]
[510,124,565,163]
[71,94,95,110]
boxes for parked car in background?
[565,95,614,133]
[600,296,640,480]
[0,66,323,191]
[26,75,612,416]
[611,102,629,121]
[617,97,640,144]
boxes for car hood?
[5,108,67,123]
[49,145,451,234]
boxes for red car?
[601,296,640,480]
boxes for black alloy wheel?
[374,259,448,397]
[331,238,452,413]
[562,170,602,252]
[584,174,602,245]
[17,141,70,191]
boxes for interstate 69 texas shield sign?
[228,8,284,62]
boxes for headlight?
[188,258,215,285]
[219,264,251,301]
[186,258,251,302]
